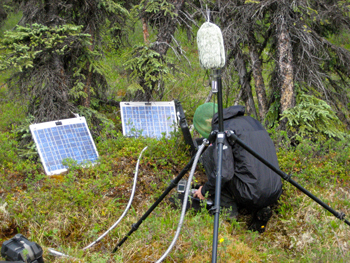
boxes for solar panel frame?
[30,117,99,175]
[120,101,178,139]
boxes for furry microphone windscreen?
[197,22,226,70]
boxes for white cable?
[83,146,148,250]
[47,248,71,258]
[49,146,148,256]
[156,143,206,263]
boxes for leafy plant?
[77,105,116,138]
[0,132,18,164]
[0,23,89,72]
[0,87,27,132]
[280,93,347,140]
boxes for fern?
[281,93,347,140]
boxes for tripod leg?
[226,130,350,227]
[112,155,196,253]
[211,133,224,262]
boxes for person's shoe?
[248,206,272,233]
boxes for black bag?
[1,234,44,263]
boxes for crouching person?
[193,103,283,233]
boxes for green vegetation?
[281,93,348,140]
[1,3,350,263]
[0,125,349,262]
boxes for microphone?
[196,20,226,263]
[197,22,226,70]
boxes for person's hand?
[193,186,205,200]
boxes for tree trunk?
[136,0,185,101]
[83,65,92,108]
[234,49,258,119]
[153,0,185,56]
[248,32,268,122]
[276,14,295,120]
[83,26,94,108]
[142,17,149,44]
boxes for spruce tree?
[0,0,128,124]
[201,0,350,129]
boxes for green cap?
[193,103,218,138]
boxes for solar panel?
[30,117,99,175]
[120,101,177,138]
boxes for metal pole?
[211,69,224,263]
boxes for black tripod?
[209,69,225,263]
[208,68,350,262]
[111,69,228,260]
[112,127,349,259]
[112,69,349,259]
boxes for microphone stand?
[211,69,224,263]
[209,69,350,263]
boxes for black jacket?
[201,105,282,209]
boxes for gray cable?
[49,146,148,256]
[83,146,148,250]
[156,143,206,263]
[47,248,70,258]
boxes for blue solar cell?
[30,117,99,175]
[120,101,177,139]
